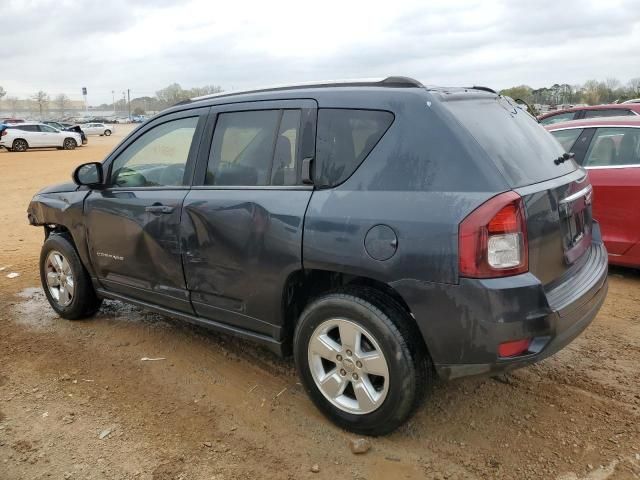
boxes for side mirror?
[73,162,104,187]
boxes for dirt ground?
[0,126,639,480]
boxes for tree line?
[500,78,640,107]
[94,83,224,115]
[0,87,75,117]
[3,78,639,119]
[0,83,223,117]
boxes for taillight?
[459,191,528,278]
[0,130,7,137]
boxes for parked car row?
[1,122,83,151]
[0,120,119,152]
[538,103,640,125]
[28,77,609,435]
[545,116,640,268]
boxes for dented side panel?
[27,190,94,276]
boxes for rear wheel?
[294,288,432,435]
[12,139,28,152]
[40,234,102,319]
[63,138,77,150]
[104,129,112,136]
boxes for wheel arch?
[12,137,29,148]
[280,268,428,356]
[28,190,95,277]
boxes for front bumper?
[392,226,609,380]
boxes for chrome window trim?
[549,125,640,132]
[585,164,640,170]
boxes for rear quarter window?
[550,128,583,152]
[443,96,576,188]
[315,109,394,187]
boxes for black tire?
[104,129,112,136]
[39,234,102,320]
[63,138,77,150]
[12,139,28,152]
[294,287,433,435]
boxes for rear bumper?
[392,225,609,380]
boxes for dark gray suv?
[27,77,608,435]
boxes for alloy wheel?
[307,318,390,415]
[44,250,75,307]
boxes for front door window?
[110,117,199,187]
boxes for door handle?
[145,204,174,214]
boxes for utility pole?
[112,90,115,113]
[127,89,131,120]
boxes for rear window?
[443,97,576,188]
[315,109,394,187]
[539,111,577,125]
[583,109,634,119]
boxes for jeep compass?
[28,77,608,435]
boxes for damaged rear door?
[84,108,208,312]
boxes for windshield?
[443,96,577,188]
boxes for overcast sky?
[3,0,639,104]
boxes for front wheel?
[63,138,77,150]
[294,288,433,435]
[104,129,112,136]
[40,234,102,319]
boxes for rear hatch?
[442,94,592,285]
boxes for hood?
[37,181,78,194]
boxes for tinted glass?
[568,128,596,165]
[583,128,640,167]
[39,125,57,133]
[271,110,301,186]
[315,109,394,187]
[551,128,583,152]
[18,125,39,132]
[583,109,633,119]
[110,117,198,187]
[540,112,577,125]
[443,96,576,188]
[206,110,280,186]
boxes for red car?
[539,104,640,126]
[546,116,640,268]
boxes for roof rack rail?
[187,76,425,103]
[469,85,498,94]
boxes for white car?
[0,123,82,152]
[81,123,114,136]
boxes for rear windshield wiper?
[554,152,575,165]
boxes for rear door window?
[206,109,303,186]
[583,109,634,119]
[271,110,301,186]
[551,128,583,152]
[315,109,394,187]
[444,96,576,188]
[583,128,640,167]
